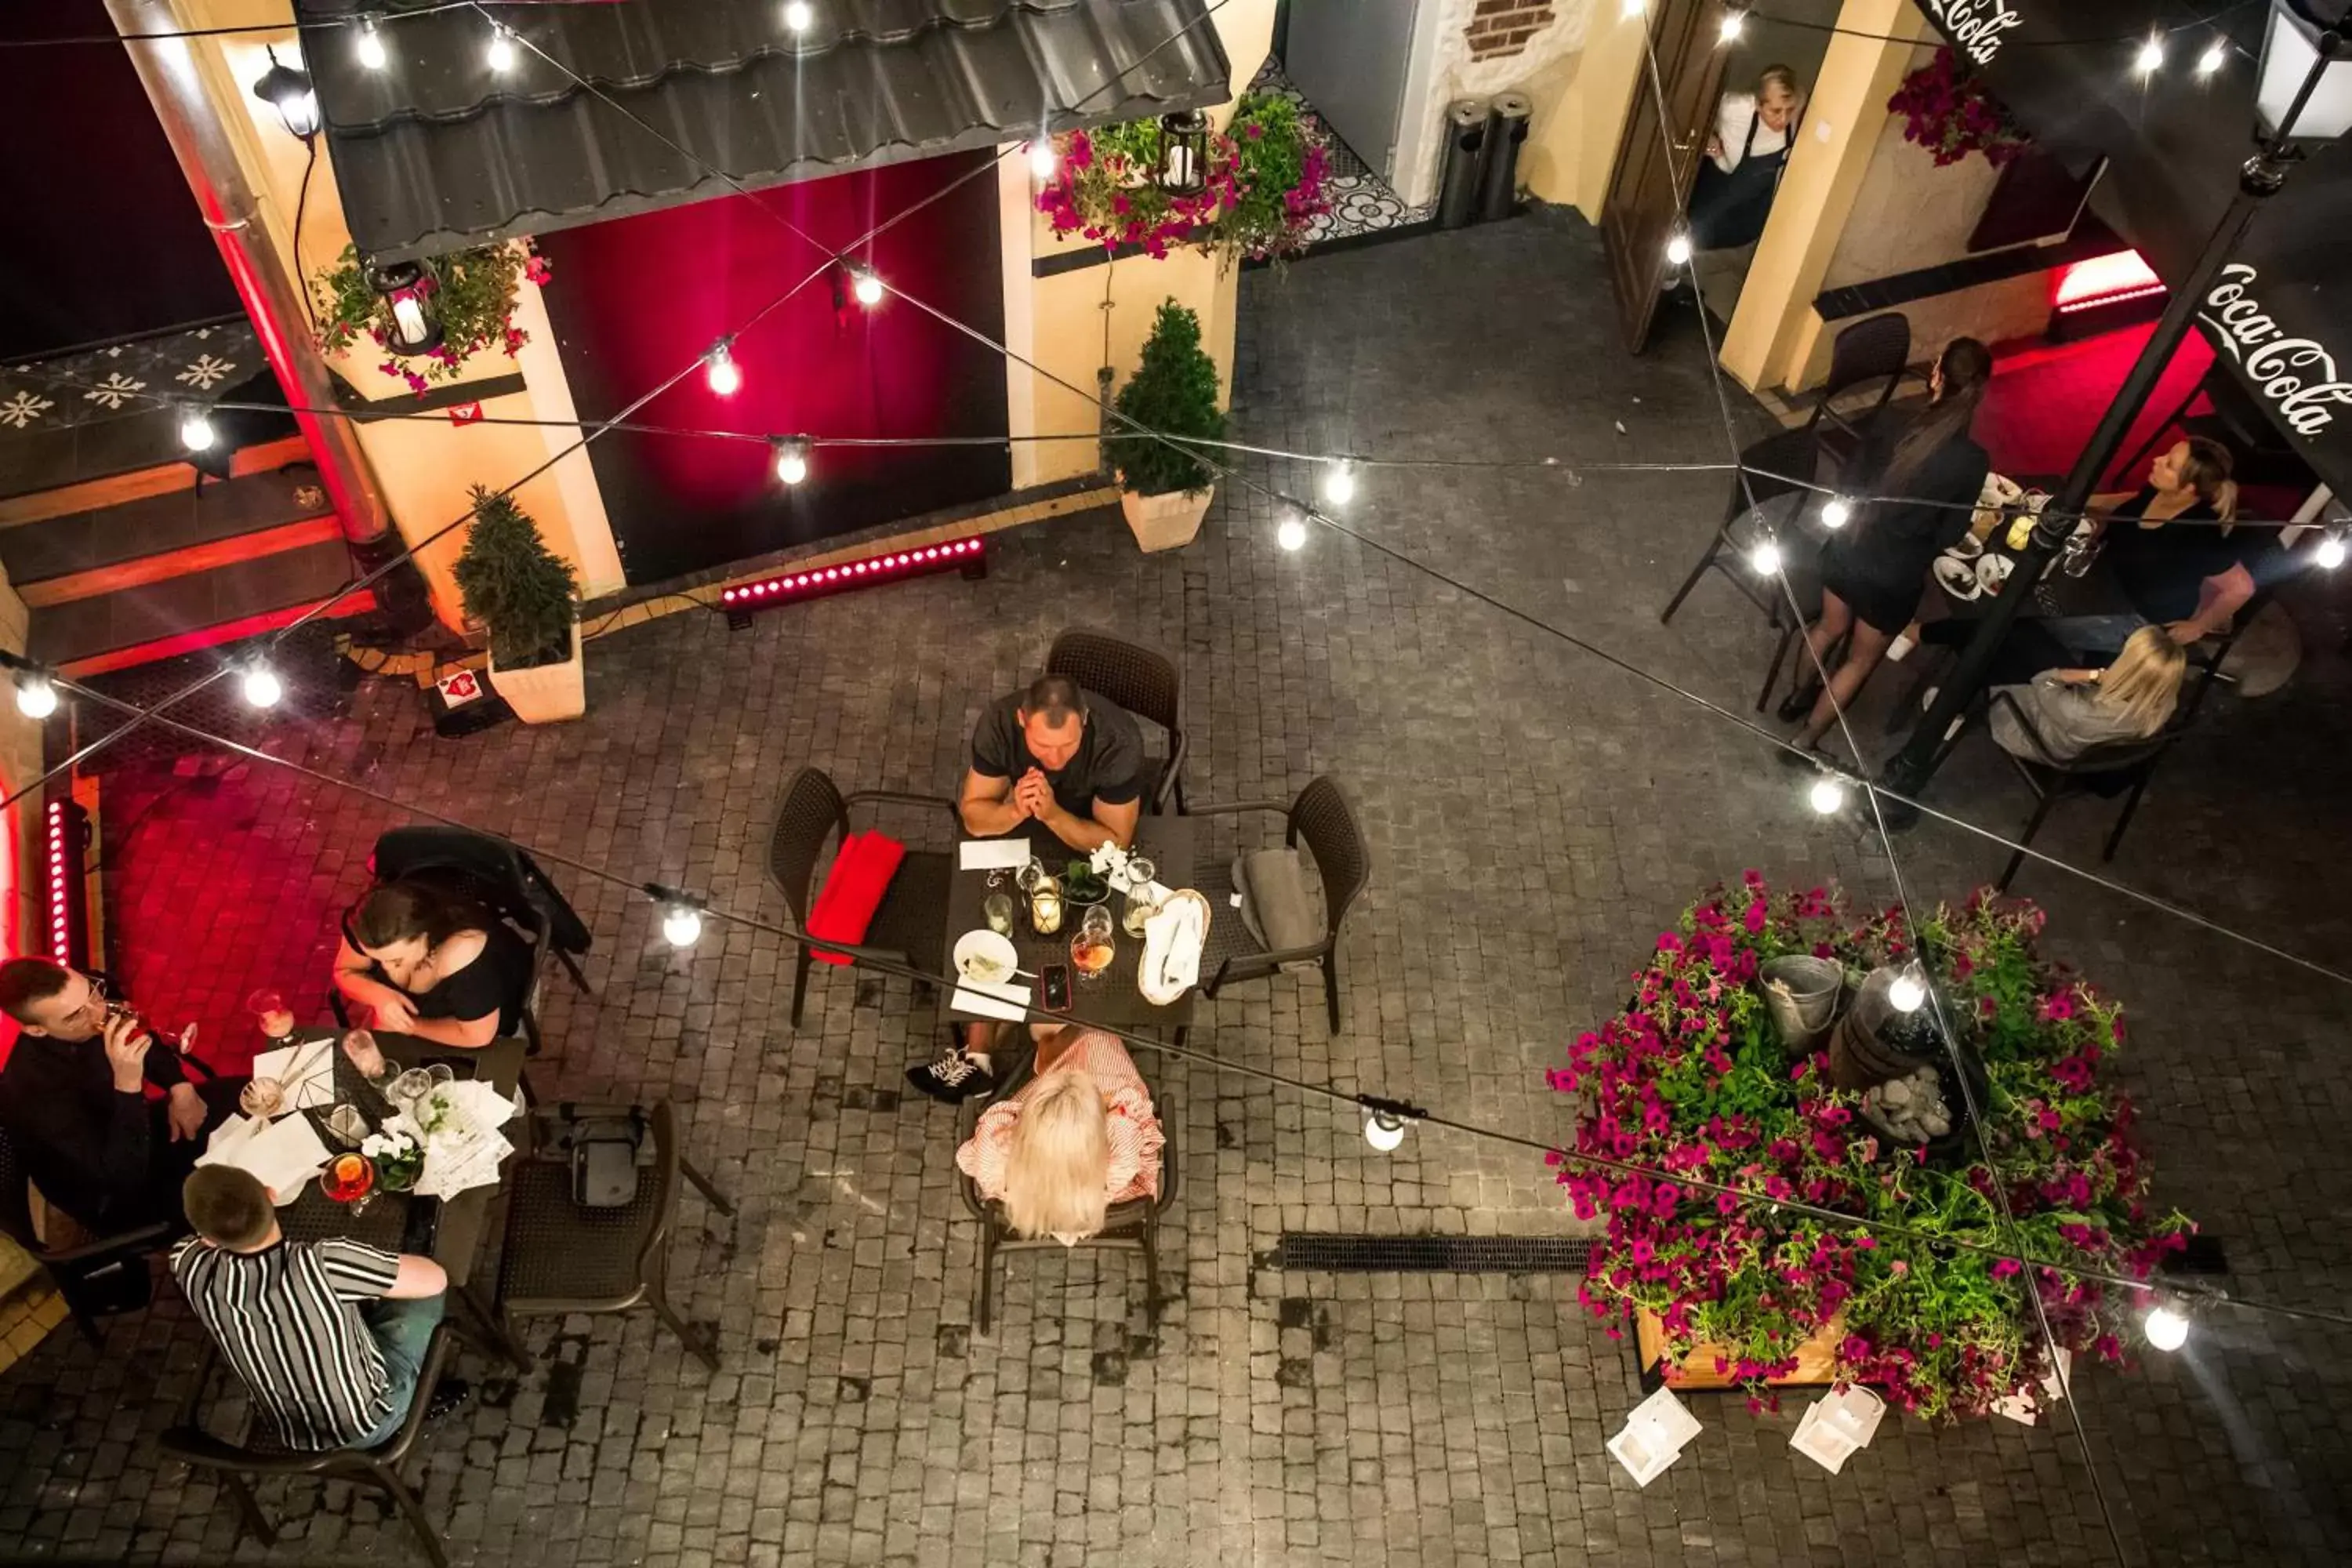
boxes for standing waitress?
[1687,66,1806,252]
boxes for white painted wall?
[1392,0,1596,209]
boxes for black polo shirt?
[970,691,1146,819]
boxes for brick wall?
[1464,0,1556,60]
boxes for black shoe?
[1775,686,1820,724]
[907,1047,996,1105]
[423,1376,473,1424]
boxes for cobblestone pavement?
[4,209,2350,1566]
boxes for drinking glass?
[1071,906,1116,981]
[321,1152,376,1213]
[387,1069,434,1118]
[321,1104,371,1151]
[239,1077,286,1119]
[1120,856,1159,938]
[340,1028,392,1084]
[983,893,1014,935]
[246,988,296,1044]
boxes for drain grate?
[1276,1234,1593,1274]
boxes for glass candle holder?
[1029,882,1064,936]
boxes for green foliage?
[452,487,579,670]
[1109,301,1225,498]
[309,241,546,392]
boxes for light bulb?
[180,409,216,452]
[1719,11,1745,44]
[356,19,387,70]
[1276,503,1309,552]
[1820,497,1853,529]
[487,25,515,71]
[1364,1112,1406,1152]
[1665,232,1693,266]
[851,267,884,307]
[390,294,429,347]
[1748,537,1780,575]
[705,343,742,396]
[772,437,811,485]
[1888,969,1927,1013]
[1027,139,1059,180]
[2143,1301,2189,1352]
[2195,41,2226,78]
[241,665,283,709]
[1807,774,1845,815]
[1320,462,1356,506]
[2317,531,2347,569]
[783,1,813,31]
[15,672,57,720]
[1621,0,1644,16]
[2135,38,2164,76]
[662,904,703,949]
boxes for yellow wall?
[1524,2,1652,221]
[0,569,42,960]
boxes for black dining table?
[941,818,1198,1034]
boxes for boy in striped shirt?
[172,1166,457,1450]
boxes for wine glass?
[1120,855,1159,938]
[321,1152,377,1214]
[239,1077,286,1119]
[246,988,296,1044]
[1071,906,1116,982]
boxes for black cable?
[1733,0,2259,51]
[293,138,319,336]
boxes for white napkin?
[958,838,1032,872]
[199,1113,330,1205]
[949,977,1031,1022]
[252,1036,339,1115]
[1139,891,1207,1006]
[405,1080,521,1200]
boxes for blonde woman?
[955,1024,1163,1244]
[1688,65,1806,251]
[2092,436,2267,644]
[1989,626,2186,764]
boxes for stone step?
[1,463,340,607]
[31,540,376,677]
[0,434,312,526]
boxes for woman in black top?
[1788,337,1994,754]
[332,880,532,1048]
[2090,436,2259,643]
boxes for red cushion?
[806,830,906,965]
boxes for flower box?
[1638,1308,1842,1390]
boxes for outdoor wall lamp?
[2256,0,2352,143]
[369,260,442,355]
[1156,111,1210,196]
[251,47,319,141]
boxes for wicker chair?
[1802,313,1914,470]
[956,1054,1176,1335]
[158,1327,461,1568]
[1046,630,1189,813]
[1189,776,1370,1035]
[767,766,959,1028]
[0,1124,170,1344]
[492,1102,732,1371]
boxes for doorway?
[1280,0,1423,187]
[1599,0,1730,354]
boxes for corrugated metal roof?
[299,0,1232,263]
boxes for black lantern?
[250,47,318,141]
[368,260,441,355]
[1156,111,1210,196]
[2256,1,2352,142]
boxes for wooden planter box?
[1636,1308,1844,1390]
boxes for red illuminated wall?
[537,152,1013,585]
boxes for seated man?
[0,958,242,1239]
[907,675,1144,1105]
[173,1165,465,1450]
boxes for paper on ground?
[252,1036,340,1114]
[1627,1385,1703,1450]
[199,1112,330,1205]
[958,838,1032,872]
[1994,1345,2072,1426]
[950,977,1030,1022]
[1790,1401,1861,1474]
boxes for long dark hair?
[352,878,490,950]
[1883,336,1993,492]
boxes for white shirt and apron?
[1687,93,1798,251]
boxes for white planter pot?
[1119,484,1214,553]
[488,620,585,724]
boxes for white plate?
[1933,556,1982,600]
[1976,554,2014,593]
[953,929,1019,985]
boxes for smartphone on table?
[1039,964,1072,1014]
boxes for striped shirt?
[956,1033,1164,1219]
[171,1236,403,1450]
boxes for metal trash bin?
[1479,93,1533,222]
[1436,98,1490,230]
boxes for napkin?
[959,838,1032,872]
[406,1080,521,1200]
[199,1112,331,1206]
[252,1036,339,1115]
[949,977,1031,1022]
[1139,891,1208,1006]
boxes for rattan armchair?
[1189,776,1370,1035]
[1046,629,1189,813]
[768,765,959,1028]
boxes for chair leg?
[221,1472,278,1547]
[369,1462,451,1568]
[1998,795,2057,893]
[679,1156,735,1217]
[1659,532,1725,625]
[557,948,593,996]
[2103,776,2153,862]
[1755,623,1797,713]
[651,1291,719,1372]
[1173,772,1188,816]
[1323,955,1343,1036]
[455,1284,531,1372]
[789,948,811,1029]
[975,1224,999,1336]
[1140,1215,1163,1328]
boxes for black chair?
[767,766,958,1029]
[0,1124,172,1345]
[1659,426,1823,627]
[493,1102,733,1372]
[1802,313,1914,474]
[1980,690,2185,891]
[159,1327,461,1568]
[1189,776,1370,1035]
[956,1054,1175,1336]
[1046,630,1189,813]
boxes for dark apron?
[1687,107,1793,251]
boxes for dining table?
[940,817,1199,1036]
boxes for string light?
[13,670,56,720]
[2142,1299,2190,1352]
[2317,528,2347,569]
[1888,965,1927,1014]
[1276,500,1310,552]
[1027,138,1058,180]
[771,435,812,485]
[1621,0,1645,16]
[782,1,813,31]
[178,408,216,452]
[1320,460,1356,506]
[486,24,516,72]
[704,340,742,396]
[662,901,705,949]
[240,663,282,709]
[1747,536,1780,575]
[1364,1112,1406,1152]
[249,48,319,140]
[849,265,884,307]
[1807,773,1846,815]
[1664,231,1693,267]
[1719,10,1746,44]
[2195,39,2227,78]
[1820,496,1853,529]
[2135,37,2165,76]
[355,15,387,70]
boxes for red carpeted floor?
[1970,321,2216,492]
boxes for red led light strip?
[2056,282,2167,313]
[46,800,86,967]
[720,537,985,612]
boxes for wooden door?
[1601,0,1732,355]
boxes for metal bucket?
[1760,956,1842,1051]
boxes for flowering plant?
[1551,877,2190,1421]
[360,1127,424,1191]
[309,241,551,394]
[1886,46,2033,169]
[1036,93,1332,265]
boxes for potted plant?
[1037,93,1333,264]
[1108,301,1225,552]
[452,485,583,723]
[310,240,550,394]
[1887,46,2032,169]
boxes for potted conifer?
[1108,299,1226,552]
[454,485,583,723]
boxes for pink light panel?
[2055,250,2164,311]
[46,800,72,963]
[720,537,985,610]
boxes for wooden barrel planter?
[1635,1309,1845,1390]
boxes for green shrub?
[1108,300,1225,497]
[453,486,578,669]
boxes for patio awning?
[298,0,1233,264]
[1924,0,2352,499]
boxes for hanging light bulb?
[2316,528,2347,569]
[250,48,320,140]
[782,1,814,31]
[1807,773,1846,815]
[179,408,217,452]
[849,265,884,307]
[1363,1112,1406,1152]
[2195,40,2227,78]
[13,670,57,720]
[1888,966,1927,1014]
[1621,0,1645,17]
[1719,10,1747,44]
[2142,1300,2190,1352]
[1820,496,1853,529]
[241,663,283,710]
[771,435,813,485]
[1748,536,1780,575]
[355,15,387,71]
[1664,230,1693,267]
[1320,461,1356,506]
[662,902,704,949]
[1027,138,1059,180]
[1276,501,1310,552]
[487,24,516,71]
[705,341,742,396]
[2135,38,2165,77]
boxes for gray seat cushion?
[1232,848,1323,960]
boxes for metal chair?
[158,1327,461,1568]
[1980,690,2186,891]
[1046,629,1189,813]
[1803,313,1914,472]
[1658,426,1822,627]
[956,1053,1175,1335]
[0,1125,170,1345]
[1189,776,1370,1035]
[492,1102,732,1371]
[767,765,958,1029]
